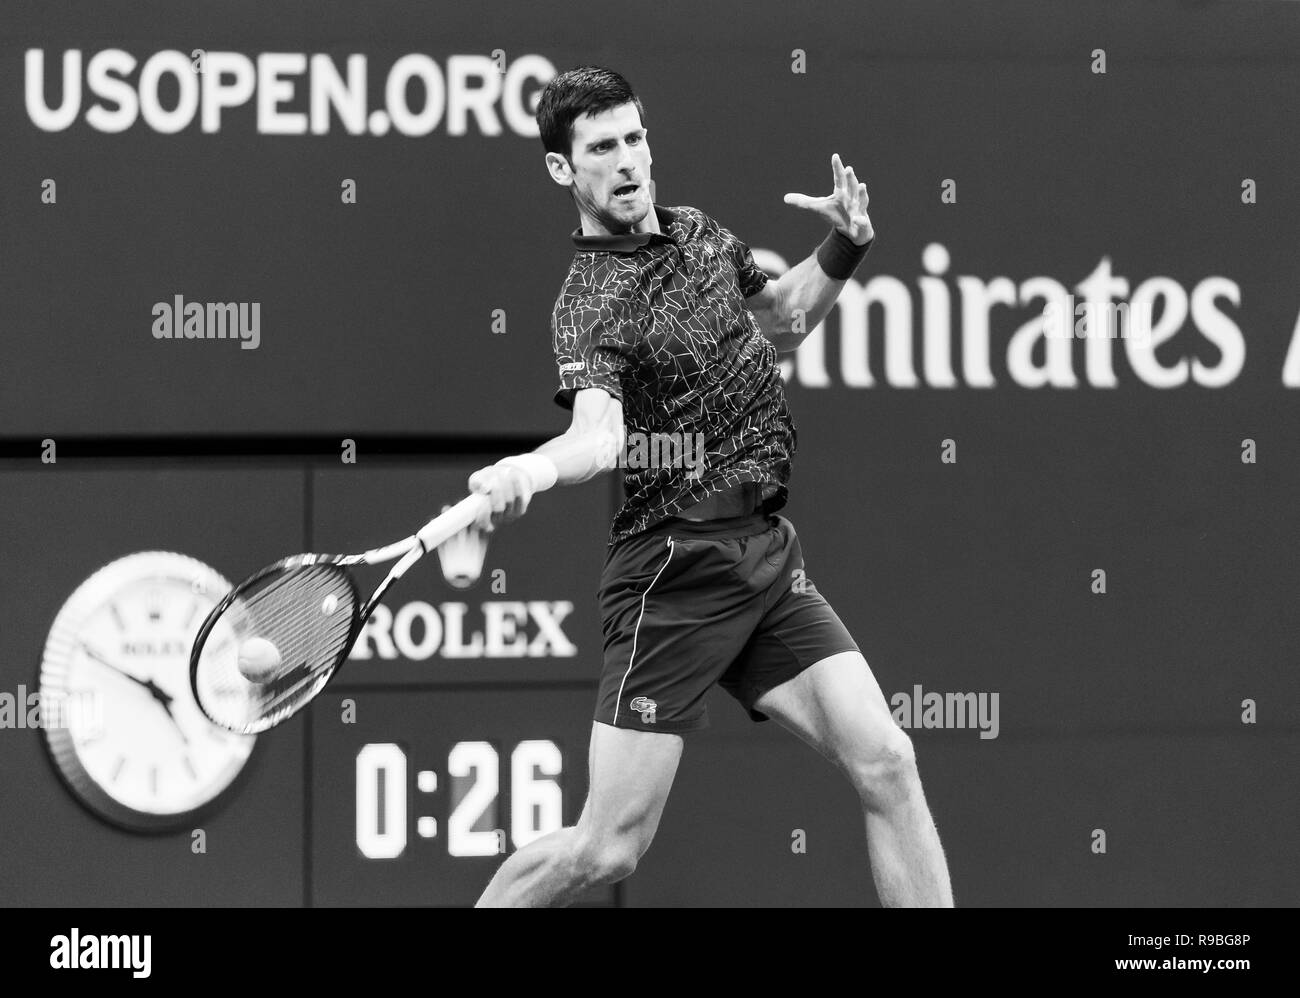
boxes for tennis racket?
[189,457,555,734]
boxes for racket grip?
[415,493,492,551]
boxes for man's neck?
[579,204,662,238]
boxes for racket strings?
[243,568,352,670]
[193,564,357,732]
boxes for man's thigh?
[718,515,862,724]
[575,721,684,854]
[752,651,905,769]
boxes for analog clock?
[38,551,256,833]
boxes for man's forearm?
[534,427,621,486]
[772,252,849,338]
[767,228,874,349]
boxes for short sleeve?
[718,225,770,299]
[551,288,640,410]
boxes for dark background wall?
[1,0,1297,906]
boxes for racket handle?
[410,453,557,553]
[415,493,492,551]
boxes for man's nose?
[615,143,637,174]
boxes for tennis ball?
[237,636,283,683]
[321,594,339,616]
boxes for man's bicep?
[745,279,791,345]
[570,387,624,438]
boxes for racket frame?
[189,493,490,732]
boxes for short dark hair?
[536,66,646,160]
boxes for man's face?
[552,102,652,234]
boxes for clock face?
[39,552,256,832]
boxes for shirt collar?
[570,204,678,252]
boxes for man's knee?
[570,833,642,886]
[845,730,922,811]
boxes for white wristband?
[495,453,559,495]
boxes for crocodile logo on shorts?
[629,696,658,724]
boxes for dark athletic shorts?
[594,512,860,733]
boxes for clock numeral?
[183,756,198,781]
[447,742,501,857]
[353,740,565,861]
[356,744,407,860]
[111,756,127,783]
[511,740,563,850]
[110,603,127,632]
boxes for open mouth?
[613,183,640,200]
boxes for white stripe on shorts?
[613,537,676,725]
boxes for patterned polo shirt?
[551,203,796,546]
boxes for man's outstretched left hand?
[783,152,874,245]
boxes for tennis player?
[470,66,953,907]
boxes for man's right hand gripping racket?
[189,456,557,734]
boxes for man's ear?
[545,152,574,188]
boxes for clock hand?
[80,643,154,690]
[143,677,174,707]
[142,679,190,745]
[157,702,190,745]
[80,643,190,745]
